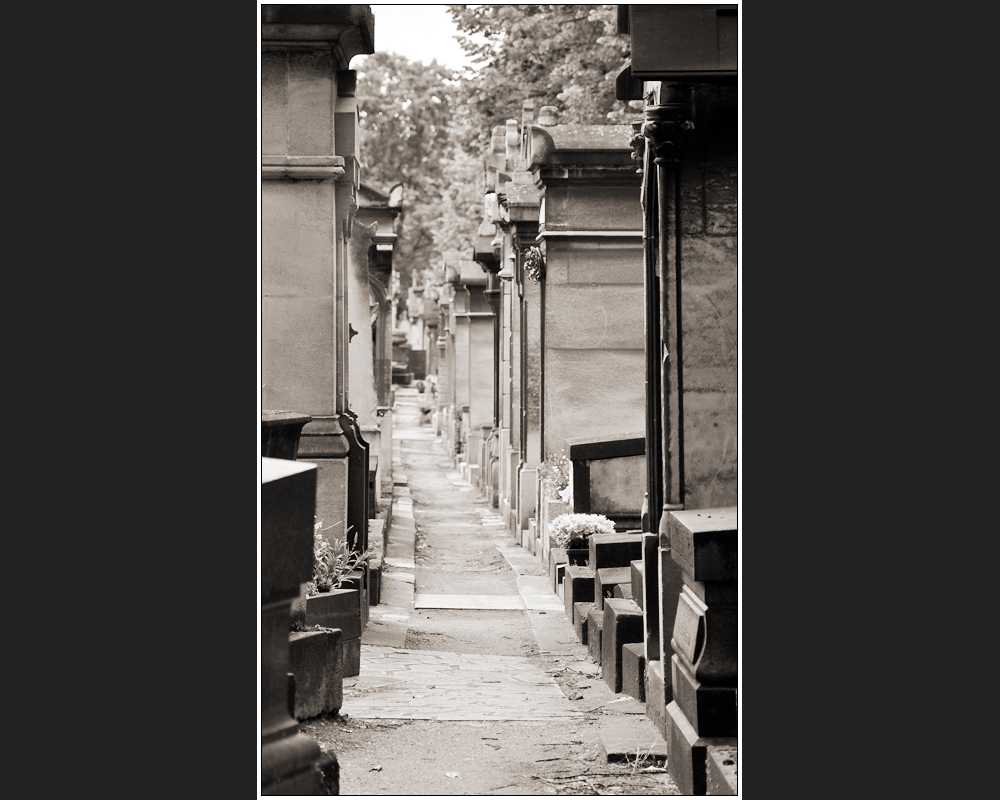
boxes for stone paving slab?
[340,646,584,721]
[414,594,527,610]
[522,594,566,611]
[598,716,669,762]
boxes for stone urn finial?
[538,106,559,126]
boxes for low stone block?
[706,746,738,795]
[564,565,595,619]
[549,547,568,591]
[665,701,738,796]
[613,583,633,600]
[643,534,661,662]
[631,559,644,610]
[289,628,344,720]
[574,601,593,644]
[587,607,604,664]
[369,563,381,606]
[555,563,567,591]
[645,659,668,740]
[590,532,644,570]
[598,717,668,763]
[595,566,632,611]
[621,642,645,701]
[602,598,644,693]
[672,655,737,738]
[343,636,361,677]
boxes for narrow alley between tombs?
[299,388,678,796]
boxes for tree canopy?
[448,4,633,139]
[355,5,635,311]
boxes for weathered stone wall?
[679,85,738,509]
[543,237,646,458]
[262,179,339,415]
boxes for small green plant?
[548,513,616,549]
[305,519,371,596]
[538,451,571,502]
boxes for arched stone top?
[526,124,634,168]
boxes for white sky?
[359,5,482,71]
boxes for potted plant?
[305,521,370,596]
[549,513,616,565]
[292,521,371,635]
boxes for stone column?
[640,93,695,734]
[261,4,374,554]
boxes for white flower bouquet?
[548,513,616,549]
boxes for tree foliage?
[356,53,458,293]
[447,4,634,141]
[356,52,483,305]
[354,7,635,311]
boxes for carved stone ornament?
[628,120,645,174]
[641,106,694,166]
[523,246,545,283]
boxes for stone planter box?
[289,628,344,720]
[291,588,363,677]
[304,589,362,639]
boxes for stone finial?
[491,126,506,154]
[538,106,559,126]
[506,119,519,159]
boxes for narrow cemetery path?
[300,388,678,796]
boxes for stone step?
[602,598,644,694]
[589,532,644,571]
[707,746,738,795]
[621,642,646,702]
[564,565,595,619]
[598,716,668,764]
[587,606,604,665]
[595,566,632,611]
[631,559,644,610]
[574,601,593,644]
[645,659,668,740]
[613,583,633,600]
[549,546,568,592]
[665,701,738,796]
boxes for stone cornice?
[261,155,346,180]
[535,230,642,241]
[531,164,642,189]
[261,5,375,68]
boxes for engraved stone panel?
[671,586,705,665]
